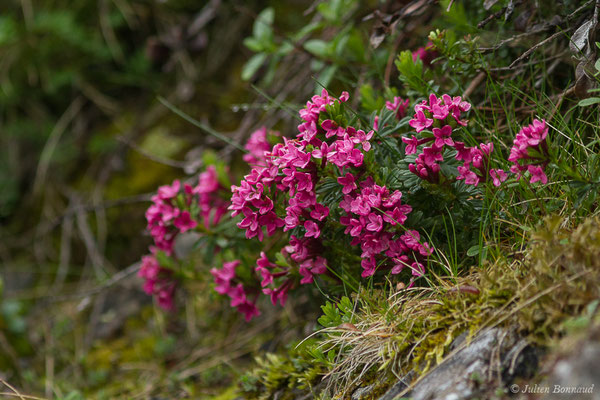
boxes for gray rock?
[378,327,540,400]
[378,373,414,400]
[537,329,600,400]
[352,383,376,400]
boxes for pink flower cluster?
[405,94,506,187]
[230,89,371,243]
[138,254,176,310]
[455,142,506,187]
[145,167,228,254]
[211,260,260,322]
[243,126,273,166]
[338,176,431,277]
[140,166,229,309]
[256,238,328,307]
[386,97,410,120]
[508,119,550,184]
[222,89,434,318]
[412,41,438,67]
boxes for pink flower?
[156,284,176,310]
[443,94,470,111]
[409,110,434,133]
[321,119,345,138]
[197,166,219,194]
[304,220,321,238]
[139,255,160,294]
[360,256,377,277]
[454,142,473,164]
[211,260,240,295]
[422,146,444,166]
[337,172,357,194]
[366,213,383,232]
[457,165,480,186]
[298,256,327,284]
[528,165,548,184]
[391,255,410,274]
[157,180,180,200]
[432,125,453,147]
[310,203,329,221]
[237,301,261,322]
[403,136,419,155]
[348,218,363,237]
[312,256,328,274]
[412,42,438,66]
[243,126,272,165]
[385,97,410,120]
[229,284,247,307]
[352,130,374,152]
[410,262,425,277]
[139,254,177,310]
[489,169,507,187]
[173,211,198,233]
[259,211,285,236]
[299,264,314,284]
[431,102,449,120]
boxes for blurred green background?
[0,1,314,398]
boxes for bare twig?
[0,379,27,400]
[50,262,141,302]
[508,27,574,69]
[33,96,86,195]
[116,136,190,168]
[99,0,125,63]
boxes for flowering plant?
[138,87,567,321]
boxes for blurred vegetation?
[0,0,315,398]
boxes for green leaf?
[276,41,294,56]
[243,37,264,52]
[315,65,337,93]
[395,50,427,92]
[359,83,385,112]
[304,39,331,58]
[291,21,323,41]
[155,251,176,270]
[346,29,366,63]
[253,7,274,41]
[578,97,600,107]
[317,0,356,23]
[275,252,291,268]
[0,16,17,46]
[242,52,267,81]
[466,245,480,257]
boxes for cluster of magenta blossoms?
[405,94,507,187]
[138,255,177,310]
[224,89,432,316]
[412,41,438,67]
[386,96,410,121]
[211,260,260,321]
[229,89,369,243]
[145,167,228,254]
[139,167,229,309]
[256,238,328,307]
[243,126,274,167]
[339,176,431,277]
[508,119,550,184]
